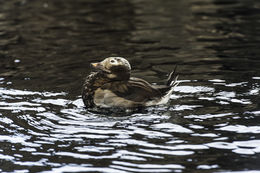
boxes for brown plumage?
[82,57,179,108]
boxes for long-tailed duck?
[82,57,179,108]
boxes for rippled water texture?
[1,0,260,172]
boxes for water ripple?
[0,0,260,172]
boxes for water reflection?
[0,0,260,172]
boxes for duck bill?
[91,62,110,73]
[91,62,101,69]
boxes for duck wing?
[101,77,162,103]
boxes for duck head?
[91,57,131,81]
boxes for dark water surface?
[1,0,260,172]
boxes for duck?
[82,57,179,108]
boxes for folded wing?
[100,77,163,103]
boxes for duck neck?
[83,72,110,90]
[82,72,110,107]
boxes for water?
[1,0,260,172]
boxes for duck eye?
[110,60,115,63]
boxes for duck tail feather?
[166,65,178,86]
[170,74,179,87]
